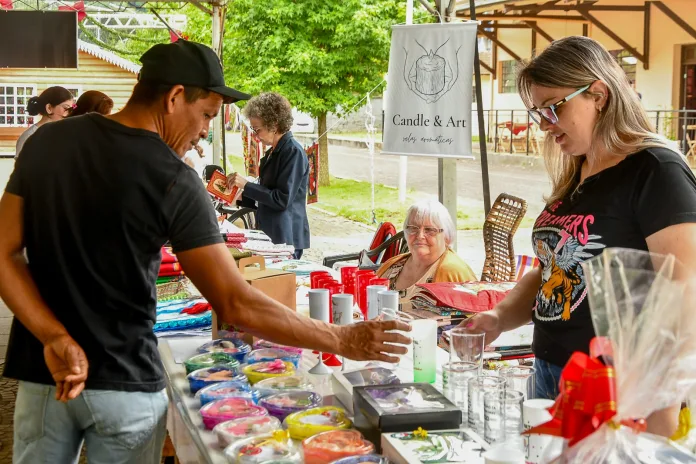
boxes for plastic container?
[197,339,252,362]
[245,348,302,369]
[223,431,301,463]
[254,375,315,398]
[259,391,322,421]
[283,406,352,441]
[253,340,303,356]
[196,381,259,406]
[330,455,390,464]
[213,416,282,449]
[200,398,268,430]
[302,430,375,464]
[243,360,295,385]
[184,352,240,375]
[187,367,248,394]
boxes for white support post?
[398,0,414,204]
[211,3,223,167]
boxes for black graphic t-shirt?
[531,147,696,367]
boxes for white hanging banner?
[382,22,478,158]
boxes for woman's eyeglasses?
[405,225,443,237]
[528,84,590,125]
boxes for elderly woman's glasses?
[527,84,590,125]
[405,225,443,237]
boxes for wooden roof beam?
[505,4,644,12]
[479,60,495,74]
[578,10,646,64]
[478,28,522,61]
[458,13,588,22]
[653,1,696,41]
[524,20,554,42]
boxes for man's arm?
[177,244,411,362]
[0,193,88,401]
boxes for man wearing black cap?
[0,40,409,463]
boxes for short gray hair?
[403,200,456,245]
[242,92,294,133]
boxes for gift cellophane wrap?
[531,248,696,463]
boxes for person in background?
[464,36,696,437]
[0,40,408,464]
[15,86,74,157]
[228,92,310,259]
[376,200,477,310]
[70,90,114,117]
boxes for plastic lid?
[302,430,374,464]
[283,407,352,441]
[196,381,258,406]
[223,431,300,463]
[245,348,301,365]
[259,391,322,417]
[243,360,295,385]
[184,352,240,375]
[213,416,281,449]
[198,338,251,355]
[254,375,314,392]
[200,398,267,422]
[253,340,303,355]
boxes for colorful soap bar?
[184,352,240,375]
[302,430,375,464]
[213,416,282,449]
[243,360,295,385]
[283,406,352,441]
[200,398,267,430]
[259,391,322,421]
[196,381,259,406]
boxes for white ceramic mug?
[523,399,556,464]
[483,443,525,464]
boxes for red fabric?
[159,262,184,277]
[0,0,13,10]
[504,122,533,136]
[224,234,247,243]
[181,302,211,315]
[161,247,178,264]
[57,1,86,22]
[416,282,512,313]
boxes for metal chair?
[220,205,257,230]
[480,193,528,282]
[322,231,407,270]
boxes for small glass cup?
[483,389,525,445]
[500,366,536,401]
[467,375,507,434]
[442,361,478,426]
[450,329,485,371]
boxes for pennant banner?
[305,142,319,204]
[382,22,478,158]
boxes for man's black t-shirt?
[531,147,696,367]
[3,114,223,392]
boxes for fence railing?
[470,109,696,156]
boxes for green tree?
[186,0,429,186]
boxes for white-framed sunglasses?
[527,84,590,125]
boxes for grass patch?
[226,155,246,174]
[317,176,491,230]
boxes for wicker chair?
[480,193,528,282]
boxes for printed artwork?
[389,431,486,463]
[532,201,606,322]
[246,130,262,178]
[306,142,319,204]
[206,170,239,204]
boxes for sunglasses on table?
[405,225,443,237]
[527,84,590,125]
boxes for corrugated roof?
[78,40,141,74]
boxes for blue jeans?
[13,381,168,464]
[534,359,564,400]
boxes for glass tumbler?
[500,366,536,400]
[467,375,506,434]
[442,361,478,426]
[449,329,485,372]
[483,389,525,445]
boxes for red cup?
[355,271,376,317]
[339,266,359,297]
[310,271,331,289]
[369,277,390,288]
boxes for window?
[499,60,517,94]
[0,84,37,127]
[609,50,637,83]
[50,85,81,99]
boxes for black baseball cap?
[138,40,251,104]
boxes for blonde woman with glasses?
[464,36,696,437]
[376,200,476,310]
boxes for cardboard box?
[381,428,488,464]
[212,256,297,344]
[353,383,463,451]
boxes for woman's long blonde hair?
[517,36,677,204]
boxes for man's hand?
[337,320,412,363]
[43,334,88,402]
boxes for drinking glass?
[442,361,478,426]
[484,389,525,445]
[500,366,536,400]
[450,329,485,371]
[467,375,506,434]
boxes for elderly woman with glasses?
[228,92,309,259]
[376,200,476,310]
[464,36,696,437]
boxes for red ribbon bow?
[525,337,646,446]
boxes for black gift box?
[353,383,462,450]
